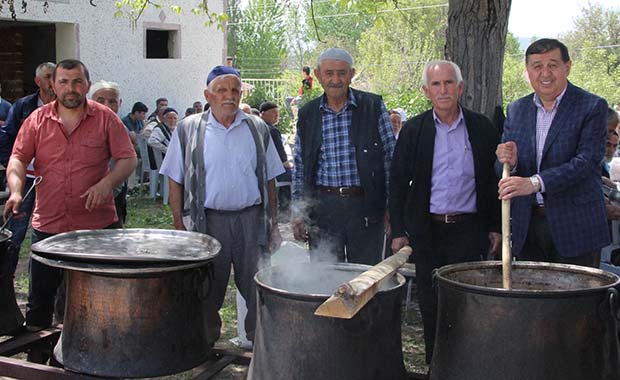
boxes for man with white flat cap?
[292,47,395,265]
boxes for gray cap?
[318,48,353,66]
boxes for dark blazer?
[390,107,501,253]
[0,91,40,167]
[497,82,609,257]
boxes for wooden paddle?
[314,245,413,319]
[502,163,512,290]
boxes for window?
[144,23,181,59]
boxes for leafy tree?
[570,44,620,107]
[303,0,374,62]
[356,0,446,116]
[229,0,288,79]
[563,3,620,107]
[502,32,531,108]
[445,0,511,119]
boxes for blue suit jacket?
[0,91,40,167]
[0,98,11,122]
[498,82,609,258]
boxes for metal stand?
[0,327,251,380]
[2,327,427,379]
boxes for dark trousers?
[416,217,487,364]
[519,214,601,268]
[7,176,36,274]
[26,221,122,329]
[202,206,269,345]
[308,194,384,265]
[114,182,128,226]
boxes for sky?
[508,0,620,38]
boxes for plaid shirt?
[293,89,395,200]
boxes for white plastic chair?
[153,149,169,205]
[136,136,159,199]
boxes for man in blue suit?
[496,39,609,267]
[0,62,56,272]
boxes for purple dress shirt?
[429,109,477,214]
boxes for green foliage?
[502,32,531,108]
[383,88,431,119]
[304,0,374,60]
[570,44,620,108]
[563,4,620,107]
[229,0,288,79]
[357,0,446,96]
[243,86,269,110]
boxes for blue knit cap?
[206,65,241,86]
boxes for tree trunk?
[445,0,512,120]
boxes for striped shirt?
[533,87,566,203]
[293,89,395,199]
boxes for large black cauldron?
[432,261,620,380]
[30,229,221,378]
[248,263,407,380]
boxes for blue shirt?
[160,110,285,210]
[122,113,144,133]
[293,89,395,199]
[429,109,477,214]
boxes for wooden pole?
[502,163,512,290]
[314,246,413,319]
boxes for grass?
[12,188,429,377]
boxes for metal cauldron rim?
[434,260,620,298]
[30,228,221,264]
[254,262,406,301]
[30,252,210,277]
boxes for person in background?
[239,103,252,114]
[388,108,407,139]
[602,108,620,178]
[90,80,131,226]
[148,107,177,155]
[390,60,501,365]
[496,38,609,268]
[292,48,395,265]
[147,97,167,122]
[286,66,314,115]
[143,97,168,137]
[0,82,12,127]
[602,108,620,221]
[193,101,203,114]
[0,62,56,272]
[260,101,292,212]
[122,101,148,135]
[3,60,136,362]
[185,107,195,118]
[160,65,283,348]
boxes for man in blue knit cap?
[160,65,284,348]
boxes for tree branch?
[310,0,323,43]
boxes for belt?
[533,205,545,217]
[315,186,364,197]
[430,213,476,224]
[204,204,261,215]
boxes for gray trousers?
[202,205,269,345]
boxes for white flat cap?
[318,48,353,66]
